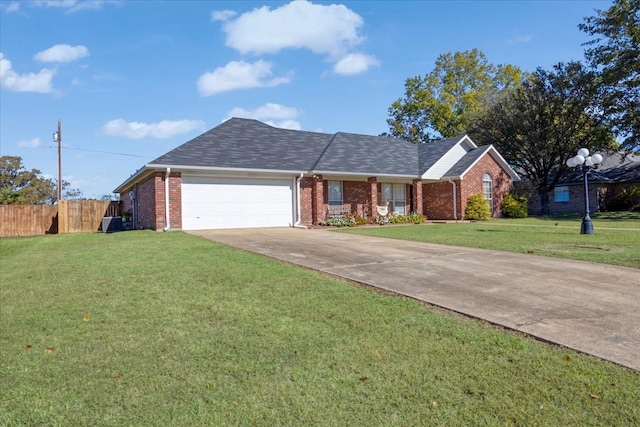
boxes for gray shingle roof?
[554,152,640,185]
[151,118,420,176]
[313,132,418,176]
[151,118,331,171]
[115,118,521,192]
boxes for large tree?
[580,0,640,153]
[0,156,55,205]
[0,156,83,204]
[387,49,523,144]
[469,62,616,214]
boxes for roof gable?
[419,135,477,179]
[441,145,520,181]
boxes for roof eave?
[311,170,419,179]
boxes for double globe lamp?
[566,148,603,235]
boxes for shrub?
[407,211,427,224]
[464,193,491,220]
[347,212,369,226]
[501,193,528,218]
[601,185,640,212]
[389,214,408,224]
[321,212,369,227]
[373,215,390,225]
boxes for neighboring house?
[548,152,640,215]
[113,118,520,230]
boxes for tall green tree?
[387,49,523,144]
[0,156,84,204]
[580,0,639,153]
[470,62,616,214]
[0,156,55,205]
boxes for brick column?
[412,179,423,215]
[312,175,324,225]
[367,177,377,219]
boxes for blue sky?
[0,0,611,198]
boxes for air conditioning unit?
[101,216,122,233]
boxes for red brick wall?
[459,154,513,218]
[344,181,368,217]
[312,176,324,224]
[423,181,456,220]
[168,173,182,229]
[135,174,159,229]
[299,177,314,225]
[119,171,182,230]
[548,185,599,215]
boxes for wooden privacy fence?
[0,200,121,238]
[0,204,58,237]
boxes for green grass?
[340,212,640,268]
[1,231,639,426]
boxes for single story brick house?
[548,152,640,215]
[113,118,520,230]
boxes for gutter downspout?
[163,167,171,231]
[293,172,307,229]
[448,179,458,220]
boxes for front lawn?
[340,212,640,268]
[1,231,639,426]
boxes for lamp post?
[566,148,603,235]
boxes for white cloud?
[221,1,364,57]
[264,119,301,130]
[34,0,120,13]
[101,119,205,139]
[226,103,301,130]
[35,44,89,63]
[4,2,20,12]
[197,60,291,96]
[506,35,533,45]
[17,138,42,148]
[0,53,55,93]
[333,53,380,76]
[211,9,236,22]
[228,103,299,120]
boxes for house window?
[482,173,493,214]
[554,186,569,202]
[328,180,343,217]
[381,183,406,215]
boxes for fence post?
[58,200,68,234]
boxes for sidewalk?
[189,227,640,371]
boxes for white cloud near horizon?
[333,52,380,76]
[226,103,302,130]
[197,60,291,96]
[35,44,89,63]
[18,138,42,148]
[0,53,55,93]
[217,0,379,76]
[101,119,205,139]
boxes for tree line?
[386,0,638,214]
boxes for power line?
[49,145,148,158]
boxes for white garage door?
[181,176,294,230]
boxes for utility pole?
[53,120,62,203]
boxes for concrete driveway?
[189,227,640,371]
